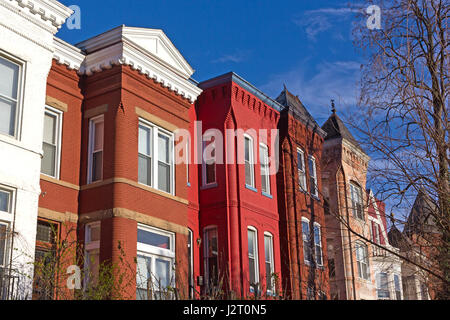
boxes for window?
[394,274,402,300]
[314,223,323,266]
[138,120,174,194]
[260,144,270,195]
[355,242,370,280]
[420,283,429,300]
[0,55,22,137]
[137,225,175,300]
[33,219,58,300]
[204,227,218,292]
[372,222,381,244]
[247,227,259,292]
[0,223,8,268]
[376,273,390,299]
[308,156,318,197]
[302,218,312,264]
[202,140,216,187]
[88,116,104,183]
[350,182,364,220]
[188,229,194,299]
[297,148,306,191]
[84,222,100,288]
[328,259,336,278]
[0,188,12,213]
[244,135,255,188]
[307,287,315,300]
[41,107,62,178]
[264,233,274,294]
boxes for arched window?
[350,181,364,220]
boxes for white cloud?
[212,50,251,63]
[259,59,362,121]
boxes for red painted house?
[197,73,282,298]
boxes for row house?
[196,72,282,298]
[275,88,329,299]
[0,0,73,300]
[321,108,377,300]
[367,190,403,300]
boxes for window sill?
[201,183,218,190]
[245,185,258,193]
[262,192,273,199]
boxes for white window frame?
[264,232,275,295]
[376,272,390,299]
[201,140,217,188]
[297,148,307,191]
[138,119,175,195]
[41,106,63,179]
[356,242,370,280]
[0,186,14,216]
[308,155,318,198]
[87,115,104,184]
[247,226,259,292]
[0,221,10,268]
[313,222,323,267]
[394,274,402,300]
[0,52,25,140]
[244,135,255,189]
[302,217,312,264]
[136,224,176,300]
[259,143,271,195]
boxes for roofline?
[199,72,283,113]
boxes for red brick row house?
[31,25,330,300]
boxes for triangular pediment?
[122,27,194,78]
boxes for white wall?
[0,0,71,299]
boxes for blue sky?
[57,0,367,124]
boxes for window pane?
[154,258,170,289]
[264,236,272,261]
[138,155,152,185]
[0,224,6,266]
[0,190,10,212]
[248,230,255,256]
[249,257,256,284]
[158,162,170,193]
[36,221,56,244]
[297,151,303,171]
[87,224,101,243]
[314,226,321,244]
[42,142,56,176]
[138,125,151,156]
[158,134,169,163]
[244,138,250,161]
[43,113,56,144]
[138,229,171,250]
[94,121,104,151]
[0,57,19,99]
[92,151,103,181]
[136,255,151,300]
[0,97,16,136]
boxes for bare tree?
[349,0,449,299]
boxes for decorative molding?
[4,0,73,32]
[0,20,53,52]
[75,26,202,103]
[53,36,85,70]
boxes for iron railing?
[0,267,19,300]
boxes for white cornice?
[5,0,73,33]
[76,26,202,103]
[53,36,85,70]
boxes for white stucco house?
[0,0,72,299]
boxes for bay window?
[136,225,175,300]
[138,120,174,194]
